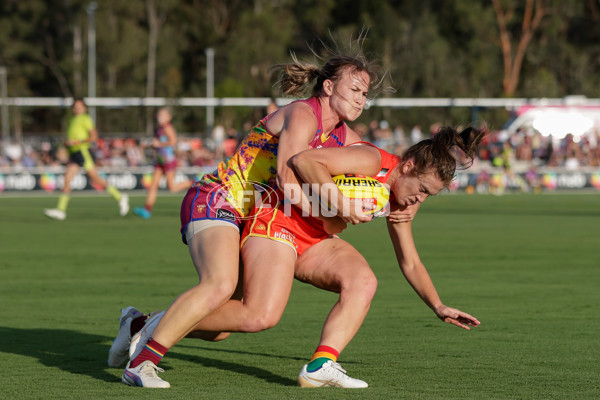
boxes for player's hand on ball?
[341,198,373,225]
[435,305,480,330]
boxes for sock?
[129,338,168,368]
[144,204,153,213]
[57,194,70,212]
[306,345,339,372]
[106,185,122,201]
[130,315,148,337]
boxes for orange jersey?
[241,143,400,256]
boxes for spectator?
[410,124,423,145]
[4,140,22,166]
[373,120,394,152]
[223,131,239,159]
[125,138,145,167]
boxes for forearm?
[289,152,348,215]
[401,263,443,312]
[278,170,333,219]
[388,221,443,313]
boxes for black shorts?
[69,148,96,170]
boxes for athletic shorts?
[155,160,177,173]
[240,190,333,257]
[180,185,244,244]
[69,148,95,171]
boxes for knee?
[240,309,283,333]
[194,279,237,309]
[209,279,238,303]
[341,268,378,302]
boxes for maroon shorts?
[180,185,244,244]
[155,160,178,173]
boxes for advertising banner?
[0,167,214,193]
[0,167,599,193]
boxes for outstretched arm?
[386,220,480,330]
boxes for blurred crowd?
[0,127,240,170]
[356,120,600,171]
[2,120,600,173]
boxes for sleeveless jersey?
[155,123,176,165]
[350,141,400,182]
[196,96,348,217]
[352,141,401,206]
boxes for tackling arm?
[289,145,381,225]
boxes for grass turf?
[0,192,599,399]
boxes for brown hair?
[402,126,487,186]
[270,32,382,98]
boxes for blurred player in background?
[133,107,193,219]
[44,98,129,220]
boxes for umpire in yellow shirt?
[44,98,129,220]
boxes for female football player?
[133,107,193,219]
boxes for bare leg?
[86,166,109,189]
[294,238,377,354]
[62,163,80,193]
[165,169,193,192]
[189,237,296,333]
[151,226,241,348]
[145,168,163,209]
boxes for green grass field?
[1,193,599,399]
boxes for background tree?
[491,0,545,96]
[1,0,600,138]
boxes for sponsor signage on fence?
[0,167,214,192]
[0,168,599,193]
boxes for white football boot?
[119,193,130,216]
[107,306,145,367]
[122,360,170,388]
[297,360,368,388]
[129,311,165,361]
[44,208,66,221]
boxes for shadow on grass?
[0,327,295,386]
[176,342,306,362]
[0,327,118,383]
[167,351,297,386]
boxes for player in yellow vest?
[44,98,129,220]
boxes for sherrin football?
[332,174,390,217]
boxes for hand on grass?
[435,305,480,330]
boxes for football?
[332,174,390,217]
